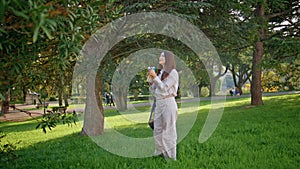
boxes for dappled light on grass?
[0,120,83,150]
[104,101,200,138]
[89,101,200,158]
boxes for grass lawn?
[0,94,299,169]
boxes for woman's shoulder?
[170,69,179,77]
[170,69,178,74]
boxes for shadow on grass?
[1,128,169,169]
[1,132,111,168]
[0,120,40,133]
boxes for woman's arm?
[149,81,157,94]
[152,69,178,93]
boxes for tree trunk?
[209,80,216,97]
[63,80,69,107]
[231,65,238,87]
[237,84,243,95]
[112,82,128,111]
[58,90,63,106]
[209,65,228,96]
[58,76,63,106]
[22,87,27,102]
[1,89,10,114]
[237,72,244,95]
[198,84,203,97]
[81,71,104,136]
[251,3,265,105]
[114,88,127,112]
[63,91,69,107]
[133,89,139,100]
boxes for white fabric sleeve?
[149,82,157,94]
[152,69,179,96]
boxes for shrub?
[200,87,209,97]
[36,111,78,133]
[48,96,57,101]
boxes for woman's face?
[159,52,166,66]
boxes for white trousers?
[154,97,178,160]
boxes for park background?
[0,1,299,168]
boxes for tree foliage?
[1,0,299,134]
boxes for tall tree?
[0,0,53,113]
[251,3,265,105]
[211,0,299,104]
[250,0,299,105]
[80,1,123,135]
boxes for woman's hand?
[148,69,157,79]
[146,71,154,85]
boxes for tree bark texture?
[1,89,10,114]
[114,89,128,112]
[251,3,265,105]
[81,71,104,136]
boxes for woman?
[148,51,179,160]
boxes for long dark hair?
[159,51,176,80]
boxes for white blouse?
[149,69,179,100]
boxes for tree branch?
[267,11,288,19]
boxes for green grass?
[0,94,299,169]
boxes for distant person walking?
[105,92,110,106]
[109,92,115,106]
